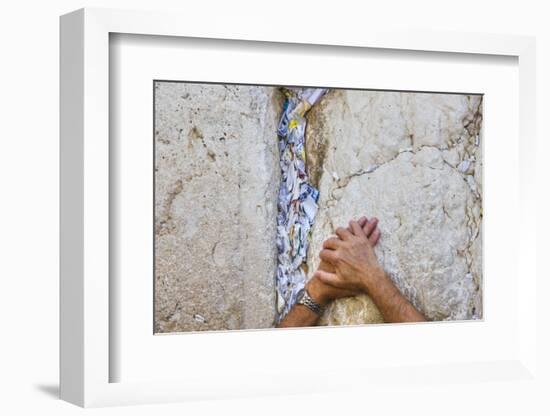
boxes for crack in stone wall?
[274,88,328,320]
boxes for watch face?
[296,289,305,303]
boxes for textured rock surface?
[154,82,282,332]
[305,90,483,325]
[155,83,483,332]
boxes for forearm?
[276,278,329,328]
[365,271,426,323]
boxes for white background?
[112,33,519,384]
[1,0,548,415]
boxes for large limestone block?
[154,82,282,332]
[306,90,483,324]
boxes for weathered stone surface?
[154,82,282,332]
[305,90,483,325]
[155,84,483,332]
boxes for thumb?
[314,269,341,288]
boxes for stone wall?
[305,89,483,325]
[154,82,282,332]
[154,83,483,332]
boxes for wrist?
[359,267,388,294]
[306,277,330,306]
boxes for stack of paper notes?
[275,88,328,320]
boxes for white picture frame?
[60,7,537,407]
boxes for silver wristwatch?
[296,288,324,315]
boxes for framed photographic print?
[60,7,538,407]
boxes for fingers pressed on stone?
[314,270,340,288]
[349,220,365,238]
[350,216,368,233]
[323,237,342,250]
[363,217,379,237]
[369,228,381,246]
[319,249,338,264]
[335,227,353,241]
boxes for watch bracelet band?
[299,289,324,315]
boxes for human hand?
[306,275,356,306]
[310,217,382,304]
[314,218,386,293]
